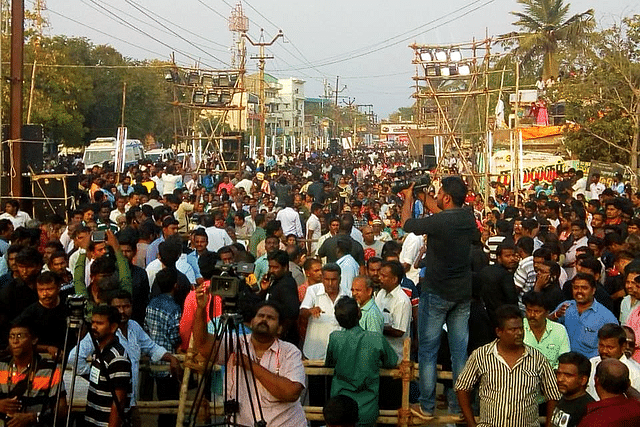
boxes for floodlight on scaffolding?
[220,90,233,104]
[219,74,230,87]
[201,73,213,86]
[164,70,175,82]
[419,49,434,62]
[192,90,205,104]
[434,49,448,62]
[187,71,200,85]
[425,64,439,77]
[440,65,450,77]
[458,63,471,76]
[228,73,239,87]
[449,48,463,62]
[206,90,220,105]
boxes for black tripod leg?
[64,319,85,427]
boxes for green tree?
[553,16,640,171]
[508,0,594,80]
[389,106,414,122]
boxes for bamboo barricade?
[69,338,465,426]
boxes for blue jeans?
[418,291,470,414]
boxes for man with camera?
[400,176,477,419]
[73,230,132,299]
[193,287,307,427]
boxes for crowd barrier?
[67,339,466,426]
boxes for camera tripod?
[186,306,266,427]
[51,298,85,427]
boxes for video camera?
[391,167,432,196]
[66,294,87,327]
[210,262,254,312]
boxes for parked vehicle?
[145,148,175,163]
[82,137,145,170]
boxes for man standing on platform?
[401,176,477,419]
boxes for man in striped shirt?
[456,305,562,427]
[85,305,131,427]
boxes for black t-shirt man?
[550,393,594,427]
[404,208,477,301]
[265,272,300,344]
[15,298,71,351]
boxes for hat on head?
[257,172,265,180]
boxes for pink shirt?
[217,335,307,427]
[625,305,640,363]
[179,285,222,352]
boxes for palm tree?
[508,0,594,80]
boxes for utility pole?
[10,0,24,197]
[331,76,347,139]
[120,82,127,128]
[243,29,283,161]
[26,0,46,124]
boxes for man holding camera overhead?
[401,176,478,419]
[72,230,132,316]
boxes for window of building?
[284,120,290,127]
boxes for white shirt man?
[146,254,196,288]
[399,232,423,285]
[306,212,322,256]
[589,180,606,201]
[276,206,303,238]
[162,173,181,196]
[0,209,30,229]
[573,175,587,198]
[336,253,358,296]
[235,177,253,194]
[375,274,412,361]
[203,225,233,252]
[586,353,640,400]
[564,233,588,281]
[300,267,349,360]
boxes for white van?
[82,137,145,170]
[145,148,175,163]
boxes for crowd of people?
[1,148,640,427]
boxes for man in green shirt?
[523,291,571,368]
[74,230,133,318]
[326,297,398,427]
[351,276,384,334]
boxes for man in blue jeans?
[401,176,477,419]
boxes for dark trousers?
[155,376,180,427]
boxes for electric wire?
[79,0,219,68]
[123,0,231,61]
[275,0,497,71]
[35,4,169,58]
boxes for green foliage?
[2,33,174,147]
[551,16,640,169]
[505,0,594,80]
[388,106,414,122]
